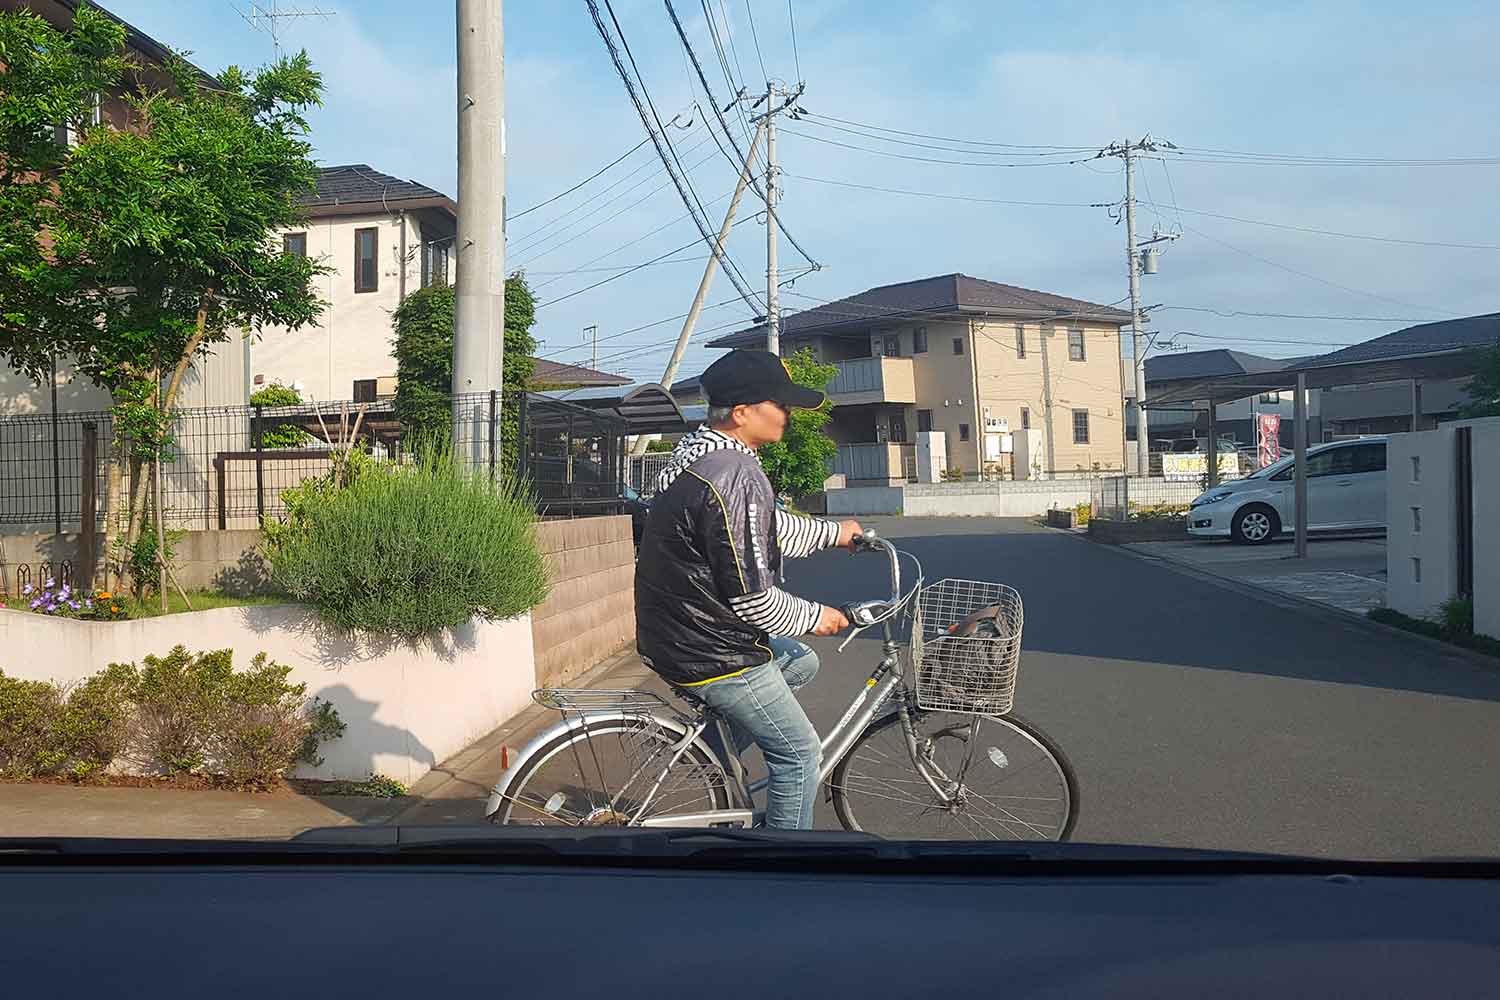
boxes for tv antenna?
[234,0,335,58]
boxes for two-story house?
[251,164,459,402]
[705,274,1132,482]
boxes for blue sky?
[99,0,1500,382]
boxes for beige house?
[707,274,1132,482]
[251,165,458,402]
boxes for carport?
[1144,313,1497,557]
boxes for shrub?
[250,384,311,449]
[114,524,185,599]
[55,664,135,780]
[126,646,228,775]
[757,349,838,499]
[0,673,66,778]
[262,448,549,638]
[1438,596,1475,637]
[208,654,339,789]
[1072,502,1092,527]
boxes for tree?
[1,6,327,587]
[250,383,309,449]
[391,274,538,472]
[759,349,838,500]
[1457,343,1500,419]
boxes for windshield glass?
[2,1,1494,867]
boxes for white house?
[252,164,458,403]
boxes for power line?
[794,115,1096,158]
[779,128,1099,167]
[1138,193,1500,251]
[1177,222,1443,317]
[508,137,649,221]
[664,0,820,269]
[786,172,1117,209]
[1170,145,1500,167]
[1156,306,1427,323]
[798,111,1094,151]
[585,0,763,311]
[786,0,802,82]
[742,0,768,84]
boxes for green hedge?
[262,449,549,639]
[0,647,343,788]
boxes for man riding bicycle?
[635,349,862,829]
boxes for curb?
[1074,532,1496,671]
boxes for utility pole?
[633,123,765,456]
[1100,135,1179,476]
[452,0,505,465]
[1039,323,1057,479]
[748,83,802,355]
[584,325,598,370]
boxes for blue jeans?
[685,638,822,830]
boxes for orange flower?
[110,604,120,613]
[98,591,113,600]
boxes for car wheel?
[1231,504,1279,545]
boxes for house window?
[1015,324,1027,358]
[1021,406,1031,430]
[913,327,928,354]
[422,241,450,288]
[917,409,933,433]
[889,414,907,443]
[1067,329,1086,361]
[958,423,971,442]
[283,232,308,258]
[883,334,901,357]
[952,337,965,356]
[352,379,378,403]
[1072,409,1090,444]
[54,92,102,149]
[354,227,379,293]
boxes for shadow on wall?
[236,604,482,667]
[212,548,273,596]
[304,683,435,812]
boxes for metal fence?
[0,391,628,533]
[1089,475,1221,520]
[628,453,674,499]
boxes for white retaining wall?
[0,605,536,786]
[823,477,1203,518]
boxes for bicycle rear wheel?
[492,716,730,826]
[830,709,1077,841]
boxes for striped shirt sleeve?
[775,509,841,559]
[728,586,824,637]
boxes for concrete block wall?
[0,528,270,595]
[531,515,636,689]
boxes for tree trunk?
[102,437,129,593]
[162,290,213,413]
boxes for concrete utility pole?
[453,0,505,463]
[1123,142,1149,475]
[764,99,781,355]
[1039,323,1057,478]
[584,325,598,370]
[1293,372,1308,558]
[633,123,765,456]
[748,82,802,355]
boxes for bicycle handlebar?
[848,529,915,614]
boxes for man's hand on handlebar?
[836,519,864,550]
[812,604,851,636]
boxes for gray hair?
[706,404,737,427]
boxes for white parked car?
[1187,437,1388,544]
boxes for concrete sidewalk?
[0,648,649,840]
[1122,535,1388,616]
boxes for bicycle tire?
[491,715,731,826]
[830,709,1078,841]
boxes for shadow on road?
[787,518,1500,705]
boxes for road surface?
[783,517,1500,858]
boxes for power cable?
[786,0,802,82]
[785,172,1117,209]
[1156,306,1425,323]
[794,116,1097,158]
[742,0,768,84]
[797,111,1093,151]
[779,128,1099,167]
[508,137,650,222]
[585,0,764,311]
[665,0,820,268]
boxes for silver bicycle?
[484,530,1078,840]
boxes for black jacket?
[635,434,836,687]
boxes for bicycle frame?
[485,532,961,828]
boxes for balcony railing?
[826,357,917,405]
[831,442,916,486]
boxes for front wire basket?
[911,578,1024,715]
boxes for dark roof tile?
[301,165,453,211]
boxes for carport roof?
[1145,313,1500,408]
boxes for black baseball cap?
[699,350,825,410]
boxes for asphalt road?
[781,517,1500,859]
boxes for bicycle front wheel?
[830,710,1077,841]
[493,716,730,826]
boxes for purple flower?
[59,585,72,598]
[84,599,94,609]
[21,583,33,596]
[30,597,43,610]
[68,600,81,611]
[45,577,55,588]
